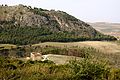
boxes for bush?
[109,68,120,80]
[0,56,120,80]
[69,59,110,80]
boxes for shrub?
[69,59,110,80]
[109,68,120,80]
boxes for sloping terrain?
[0,5,116,45]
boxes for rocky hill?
[0,5,116,45]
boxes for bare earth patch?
[46,54,81,65]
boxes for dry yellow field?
[1,41,119,54]
[0,44,17,50]
[33,41,120,54]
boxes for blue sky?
[0,0,120,23]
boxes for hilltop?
[0,4,116,45]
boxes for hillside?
[89,22,120,38]
[0,5,116,45]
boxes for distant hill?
[0,5,116,45]
[89,22,120,38]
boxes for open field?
[1,41,120,67]
[89,22,120,38]
[1,41,120,54]
[42,54,81,65]
[32,41,120,67]
[0,44,17,50]
[33,41,120,54]
[1,42,120,79]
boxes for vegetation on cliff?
[0,5,117,45]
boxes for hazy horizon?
[0,0,120,23]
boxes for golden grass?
[0,44,17,49]
[32,41,120,54]
[1,41,120,54]
[80,41,120,54]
